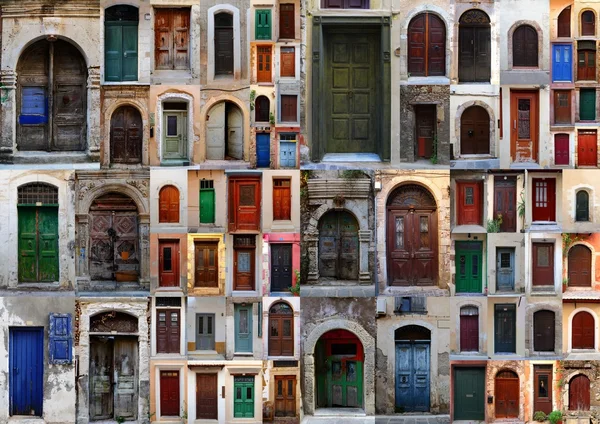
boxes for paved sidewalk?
[302,285,376,297]
[301,416,451,424]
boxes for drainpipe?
[373,171,379,296]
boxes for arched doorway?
[268,301,294,356]
[89,192,139,281]
[460,106,490,154]
[206,101,244,160]
[569,245,592,287]
[458,10,491,82]
[318,210,359,281]
[395,325,430,412]
[110,105,142,164]
[315,330,363,408]
[495,370,519,418]
[386,184,437,286]
[533,310,555,352]
[89,311,139,420]
[17,39,87,151]
[569,374,590,410]
[572,310,595,349]
[407,13,446,77]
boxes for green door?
[233,376,254,418]
[255,10,271,40]
[325,31,378,154]
[455,241,482,293]
[580,88,596,121]
[105,22,138,82]
[327,356,363,407]
[454,368,485,420]
[18,206,59,282]
[199,184,215,224]
[163,111,187,160]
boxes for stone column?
[87,67,101,161]
[139,213,150,288]
[0,70,16,163]
[359,230,371,284]
[76,213,90,280]
[303,354,315,415]
[306,232,319,283]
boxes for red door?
[257,46,272,83]
[532,178,556,221]
[160,371,180,416]
[572,311,594,349]
[568,245,592,287]
[578,130,597,166]
[495,371,519,418]
[157,309,181,353]
[494,177,516,232]
[532,243,554,286]
[457,181,482,225]
[569,375,591,410]
[229,177,261,232]
[510,90,539,162]
[159,240,179,287]
[555,133,570,165]
[159,185,180,223]
[534,366,553,415]
[460,307,479,352]
[196,374,218,419]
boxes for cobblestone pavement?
[301,285,376,298]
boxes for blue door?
[10,328,44,416]
[235,304,253,353]
[256,133,270,168]
[279,141,296,168]
[395,341,430,412]
[552,44,572,82]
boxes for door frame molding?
[311,17,391,161]
[155,366,185,419]
[567,307,599,352]
[454,100,496,159]
[157,92,194,164]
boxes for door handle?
[348,91,353,99]
[513,120,516,129]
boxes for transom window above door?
[321,0,369,9]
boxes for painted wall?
[187,296,227,356]
[150,168,189,232]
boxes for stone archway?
[454,100,496,158]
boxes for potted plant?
[533,411,547,422]
[563,278,568,293]
[289,270,301,296]
[518,191,526,232]
[547,410,563,424]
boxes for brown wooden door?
[281,95,298,122]
[407,13,446,77]
[110,106,142,164]
[280,47,295,77]
[558,7,571,37]
[534,365,553,415]
[554,91,571,124]
[196,374,218,419]
[416,105,436,158]
[155,9,190,70]
[318,211,359,280]
[228,177,261,232]
[460,306,479,352]
[532,243,554,286]
[569,245,592,287]
[513,25,538,67]
[160,371,180,416]
[457,181,482,225]
[534,310,555,352]
[460,106,490,154]
[458,11,491,83]
[578,49,596,81]
[215,13,234,75]
[493,177,517,232]
[510,90,539,162]
[273,179,291,220]
[578,130,597,166]
[569,375,591,410]
[572,311,594,349]
[257,46,272,83]
[234,235,255,290]
[194,241,218,287]
[159,185,180,223]
[159,240,179,287]
[269,302,294,356]
[275,376,296,417]
[495,371,519,418]
[279,4,295,39]
[157,309,180,353]
[532,178,556,221]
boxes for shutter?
[105,24,123,81]
[200,187,216,223]
[49,313,72,364]
[155,9,173,70]
[122,24,138,81]
[513,26,538,67]
[279,4,295,39]
[256,10,271,40]
[557,6,571,37]
[408,14,426,76]
[280,47,295,77]
[173,9,190,69]
[280,95,297,122]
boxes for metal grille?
[280,133,297,141]
[234,235,255,247]
[18,183,58,205]
[200,180,214,189]
[394,297,427,314]
[274,360,298,368]
[156,297,182,307]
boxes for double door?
[395,342,430,412]
[271,244,292,291]
[494,304,516,353]
[578,130,597,166]
[319,211,359,281]
[18,206,59,282]
[455,241,482,293]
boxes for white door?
[206,102,225,160]
[227,106,244,160]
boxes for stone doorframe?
[454,100,497,159]
[302,319,375,415]
[525,303,562,356]
[310,16,391,161]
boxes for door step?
[322,153,382,162]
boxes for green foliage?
[269,112,275,125]
[250,90,256,111]
[562,233,584,257]
[487,215,503,233]
[533,411,547,422]
[289,270,301,295]
[547,410,563,424]
[116,417,125,424]
[340,170,364,179]
[518,191,526,218]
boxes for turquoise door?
[235,304,253,353]
[234,376,254,417]
[455,241,483,293]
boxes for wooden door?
[90,338,114,419]
[226,105,244,159]
[113,338,138,420]
[105,6,139,82]
[577,191,590,221]
[235,304,253,353]
[110,106,142,164]
[494,304,516,353]
[455,241,482,293]
[163,110,187,160]
[159,240,179,287]
[280,47,295,77]
[318,211,359,281]
[460,307,479,352]
[454,368,485,420]
[234,236,255,291]
[569,245,592,287]
[496,248,515,291]
[416,105,436,159]
[257,46,271,83]
[513,25,538,67]
[268,302,294,356]
[395,342,430,412]
[554,90,571,124]
[271,244,292,292]
[279,4,295,39]
[572,311,595,349]
[457,181,482,225]
[579,88,596,118]
[229,178,261,232]
[196,314,215,350]
[255,10,271,40]
[495,371,519,418]
[9,328,44,416]
[408,13,446,76]
[534,310,555,352]
[325,31,377,154]
[273,179,291,220]
[510,90,539,162]
[199,180,215,223]
[280,140,297,167]
[155,8,190,70]
[534,366,553,415]
[196,374,218,419]
[206,102,225,160]
[256,133,270,168]
[460,106,490,155]
[578,130,597,166]
[458,11,491,82]
[555,134,570,165]
[194,242,218,288]
[233,376,255,418]
[552,44,573,82]
[157,310,180,354]
[569,375,590,410]
[18,206,59,282]
[160,371,180,416]
[494,178,517,232]
[215,13,234,75]
[281,95,297,122]
[274,376,296,417]
[532,178,556,221]
[532,243,554,286]
[159,185,180,223]
[578,50,596,81]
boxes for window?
[576,191,590,221]
[460,306,478,352]
[408,13,446,77]
[268,302,294,356]
[513,25,538,67]
[157,309,180,353]
[581,10,596,36]
[194,241,219,288]
[162,102,188,161]
[280,95,298,122]
[159,185,180,223]
[554,90,571,124]
[279,134,297,168]
[154,8,190,70]
[321,0,368,8]
[280,47,296,77]
[49,313,73,364]
[105,5,139,81]
[558,6,571,37]
[578,41,596,81]
[257,46,272,83]
[393,297,427,314]
[552,44,573,82]
[199,180,215,224]
[273,179,291,220]
[234,376,255,418]
[279,4,295,39]
[215,13,234,75]
[255,96,270,122]
[255,9,271,40]
[196,313,215,350]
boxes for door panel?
[163,111,187,160]
[160,371,180,416]
[395,342,430,412]
[196,374,218,419]
[122,25,139,80]
[273,180,291,221]
[572,311,595,349]
[496,248,515,291]
[569,245,592,287]
[229,178,261,232]
[532,243,554,286]
[554,90,571,124]
[569,375,590,410]
[157,310,180,354]
[532,179,556,221]
[235,305,253,353]
[455,242,482,293]
[578,130,597,166]
[274,376,296,417]
[510,91,539,162]
[461,106,490,155]
[459,24,490,82]
[206,102,225,160]
[271,244,292,291]
[552,44,572,82]
[155,9,189,70]
[269,312,294,356]
[416,105,436,159]
[233,377,255,418]
[113,338,138,420]
[215,27,234,75]
[18,207,59,282]
[494,178,517,232]
[534,310,555,352]
[90,338,114,420]
[578,51,596,82]
[194,242,218,288]
[534,366,553,415]
[457,181,482,225]
[234,248,255,290]
[495,373,519,418]
[280,47,295,77]
[454,368,485,420]
[227,105,244,160]
[256,133,270,167]
[159,186,179,223]
[279,4,295,39]
[318,211,359,280]
[460,312,479,352]
[280,141,297,167]
[494,304,516,353]
[159,240,179,287]
[111,106,142,164]
[555,134,570,165]
[9,328,44,416]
